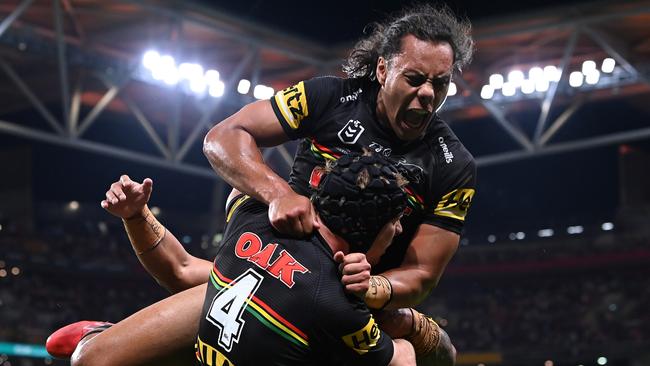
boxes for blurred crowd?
[0,213,648,365]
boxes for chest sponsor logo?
[275,81,309,129]
[434,188,475,221]
[234,232,309,288]
[339,88,363,103]
[342,316,381,355]
[438,137,454,164]
[338,119,365,144]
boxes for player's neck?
[315,215,350,255]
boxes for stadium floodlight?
[142,50,160,70]
[585,70,600,85]
[528,66,544,82]
[581,60,597,74]
[601,58,616,73]
[480,85,494,99]
[238,79,251,94]
[502,81,516,96]
[254,84,275,100]
[597,357,607,365]
[151,55,179,85]
[508,233,516,240]
[204,69,220,82]
[178,63,203,80]
[0,269,6,278]
[447,81,457,96]
[516,231,525,240]
[150,206,161,216]
[538,229,554,237]
[544,65,561,82]
[569,71,584,87]
[11,267,20,276]
[507,70,525,87]
[535,79,550,92]
[601,222,614,231]
[521,79,535,94]
[487,235,496,243]
[190,79,207,94]
[489,73,504,89]
[567,225,584,234]
[209,80,226,98]
[68,200,79,211]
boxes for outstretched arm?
[102,175,212,293]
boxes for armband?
[404,309,441,356]
[122,205,166,255]
[364,275,393,309]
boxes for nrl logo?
[338,119,365,144]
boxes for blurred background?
[0,0,649,365]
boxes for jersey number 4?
[206,269,264,351]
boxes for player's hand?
[100,174,153,219]
[268,191,319,237]
[334,251,371,299]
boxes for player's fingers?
[288,215,305,237]
[120,174,132,186]
[342,273,371,287]
[341,253,367,265]
[105,190,118,204]
[345,283,369,294]
[142,178,153,192]
[333,251,345,263]
[341,262,371,276]
[100,200,108,209]
[309,204,320,230]
[297,211,313,236]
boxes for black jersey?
[195,196,394,366]
[270,76,477,273]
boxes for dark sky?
[199,0,590,45]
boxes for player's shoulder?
[304,76,366,99]
[426,115,475,170]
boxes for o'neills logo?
[234,232,308,288]
[438,137,454,164]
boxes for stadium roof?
[0,0,649,178]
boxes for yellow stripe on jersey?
[196,336,236,366]
[341,316,381,355]
[274,81,309,129]
[226,195,250,223]
[434,188,475,221]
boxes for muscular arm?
[102,175,212,294]
[203,100,317,236]
[203,100,290,205]
[124,205,213,294]
[388,339,417,366]
[381,224,459,309]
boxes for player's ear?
[376,57,387,86]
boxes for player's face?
[366,217,403,266]
[376,35,453,141]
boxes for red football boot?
[46,321,113,359]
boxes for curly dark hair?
[343,3,474,80]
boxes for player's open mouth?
[402,109,430,129]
